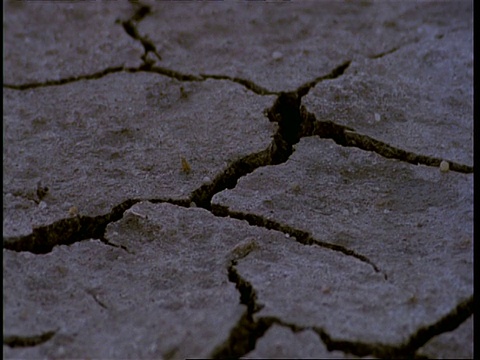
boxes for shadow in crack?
[4,330,57,348]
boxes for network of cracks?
[3,3,473,359]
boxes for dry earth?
[3,1,473,359]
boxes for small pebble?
[374,113,381,122]
[439,160,450,172]
[227,238,259,262]
[68,206,78,217]
[272,51,283,60]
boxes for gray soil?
[3,1,473,359]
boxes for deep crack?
[200,73,277,95]
[190,91,308,209]
[368,46,400,59]
[2,198,188,253]
[212,204,386,279]
[118,3,162,65]
[210,261,272,359]
[398,294,474,356]
[211,259,472,359]
[247,294,472,359]
[313,294,474,358]
[3,330,57,348]
[3,199,139,253]
[297,60,352,97]
[4,2,473,357]
[339,130,473,173]
[3,66,126,90]
[4,66,471,261]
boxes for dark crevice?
[3,65,273,96]
[310,299,473,358]
[307,106,472,174]
[212,204,385,279]
[3,199,140,253]
[3,66,126,90]
[190,91,304,209]
[118,3,162,65]
[149,197,192,208]
[190,79,471,225]
[210,312,274,359]
[310,119,473,173]
[4,330,57,348]
[86,289,109,310]
[211,260,472,359]
[131,65,204,81]
[210,261,273,359]
[311,325,418,359]
[130,4,151,22]
[200,73,278,96]
[4,63,471,259]
[399,294,474,355]
[99,236,132,253]
[242,294,472,359]
[291,91,472,173]
[227,261,262,316]
[190,149,274,209]
[338,130,473,173]
[2,197,193,254]
[315,295,473,358]
[297,60,351,97]
[368,46,400,59]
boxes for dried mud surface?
[3,1,473,359]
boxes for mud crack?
[3,199,140,253]
[238,294,472,359]
[212,204,385,279]
[310,294,474,358]
[297,60,351,97]
[4,330,57,348]
[2,198,189,253]
[3,64,275,96]
[210,260,273,359]
[211,259,472,358]
[3,66,126,90]
[118,3,162,65]
[336,130,473,173]
[190,91,305,209]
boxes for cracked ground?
[3,1,473,359]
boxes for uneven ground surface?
[3,1,473,359]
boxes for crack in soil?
[86,289,109,310]
[3,66,126,90]
[210,260,272,359]
[2,65,273,96]
[291,294,473,359]
[199,73,277,96]
[118,4,162,64]
[5,70,470,269]
[339,130,473,173]
[297,60,352,97]
[3,199,140,253]
[3,4,472,354]
[368,46,400,59]
[2,198,191,253]
[213,276,473,360]
[3,330,57,348]
[212,204,385,279]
